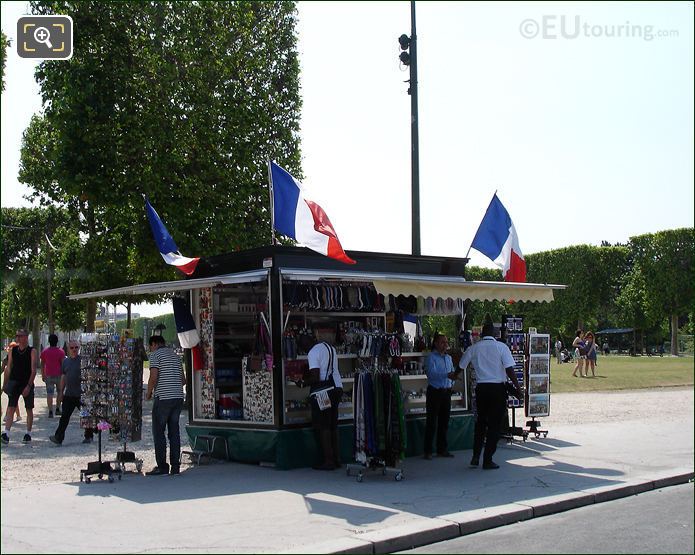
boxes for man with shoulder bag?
[296,338,343,470]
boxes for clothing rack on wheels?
[347,365,406,482]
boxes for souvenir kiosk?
[70,245,563,469]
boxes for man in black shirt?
[2,329,37,444]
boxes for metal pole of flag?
[267,160,277,245]
[410,0,420,256]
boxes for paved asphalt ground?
[399,482,694,554]
[1,393,693,553]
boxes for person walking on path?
[555,339,563,364]
[145,335,185,476]
[458,321,521,470]
[40,334,65,418]
[2,343,22,424]
[1,329,37,445]
[572,330,586,377]
[423,333,456,459]
[49,341,95,445]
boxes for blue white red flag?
[470,193,526,282]
[270,162,356,264]
[172,296,200,348]
[145,197,200,275]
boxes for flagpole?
[465,189,498,260]
[267,160,277,245]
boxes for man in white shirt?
[299,340,343,470]
[458,322,521,469]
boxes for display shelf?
[214,312,259,318]
[400,352,426,357]
[288,312,386,318]
[295,353,359,360]
[214,334,255,340]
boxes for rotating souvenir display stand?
[78,334,144,483]
[79,335,122,483]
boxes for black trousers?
[54,395,94,443]
[473,383,507,463]
[424,386,452,455]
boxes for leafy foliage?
[19,1,303,329]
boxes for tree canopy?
[19,1,303,329]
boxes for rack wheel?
[535,432,541,438]
[543,432,548,438]
[98,474,103,480]
[356,472,363,483]
[80,473,84,482]
[85,477,91,484]
[136,462,143,473]
[395,472,403,481]
[108,476,114,483]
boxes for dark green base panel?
[186,413,474,470]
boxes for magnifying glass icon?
[33,26,53,49]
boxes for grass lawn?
[550,355,694,393]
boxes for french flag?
[145,197,200,275]
[172,296,200,348]
[270,162,356,265]
[470,193,526,282]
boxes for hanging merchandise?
[79,334,139,483]
[348,368,405,482]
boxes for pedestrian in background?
[1,329,37,444]
[585,331,598,377]
[40,334,65,418]
[49,341,94,445]
[572,330,586,377]
[1,343,22,423]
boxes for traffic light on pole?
[398,33,411,65]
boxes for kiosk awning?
[280,269,564,303]
[68,269,268,300]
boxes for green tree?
[21,1,303,327]
[1,207,83,340]
[628,228,695,355]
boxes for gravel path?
[1,385,692,486]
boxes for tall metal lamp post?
[399,0,420,255]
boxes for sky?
[2,1,694,318]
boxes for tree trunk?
[640,329,645,355]
[86,299,97,332]
[126,302,132,329]
[671,314,679,356]
[32,315,41,350]
[46,246,55,334]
